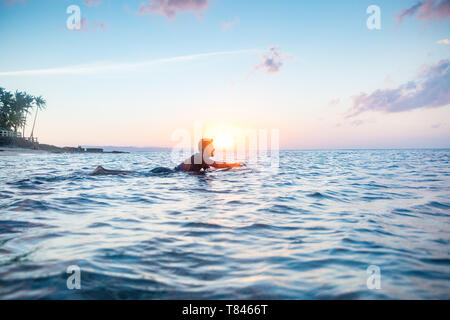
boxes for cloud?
[0,49,257,76]
[437,38,450,44]
[84,0,101,7]
[254,47,286,74]
[396,1,424,23]
[73,18,107,32]
[137,0,210,19]
[79,18,88,31]
[351,119,365,126]
[347,59,450,117]
[222,17,240,31]
[396,0,450,23]
[329,99,340,106]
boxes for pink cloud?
[79,18,88,31]
[75,18,108,32]
[84,0,101,7]
[396,0,450,23]
[137,0,210,19]
[347,59,450,117]
[254,47,286,74]
[222,17,240,31]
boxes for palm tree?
[30,95,46,140]
[0,88,10,130]
[0,89,22,132]
[13,91,34,136]
[1,89,46,138]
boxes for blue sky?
[0,0,449,148]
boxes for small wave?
[0,191,14,199]
[263,204,296,214]
[427,201,450,210]
[308,192,325,198]
[1,199,55,211]
[392,208,416,217]
[0,220,50,234]
[55,197,111,208]
[306,191,345,202]
[239,223,298,231]
[88,222,112,229]
[183,222,224,229]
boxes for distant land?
[83,146,172,153]
[0,136,172,154]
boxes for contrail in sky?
[0,49,259,76]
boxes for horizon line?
[80,145,450,151]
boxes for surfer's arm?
[211,161,244,169]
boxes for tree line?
[0,87,46,138]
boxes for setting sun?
[206,126,236,150]
[213,134,234,150]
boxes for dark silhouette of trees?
[0,87,46,137]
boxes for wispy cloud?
[0,49,258,76]
[396,0,450,23]
[329,99,340,106]
[431,123,442,128]
[222,17,240,31]
[254,47,287,74]
[351,119,365,126]
[437,38,450,44]
[137,0,210,19]
[347,59,450,117]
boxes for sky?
[0,0,449,149]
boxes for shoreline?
[0,145,130,156]
[0,137,129,155]
[0,146,49,156]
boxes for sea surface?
[0,149,449,299]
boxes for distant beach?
[0,137,130,155]
[0,146,49,156]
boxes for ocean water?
[0,149,449,299]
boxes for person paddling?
[90,138,243,176]
[174,138,243,172]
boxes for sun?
[214,132,235,149]
[206,125,236,150]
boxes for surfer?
[89,138,244,176]
[174,138,243,172]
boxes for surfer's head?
[199,138,215,158]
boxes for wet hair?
[198,138,213,153]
